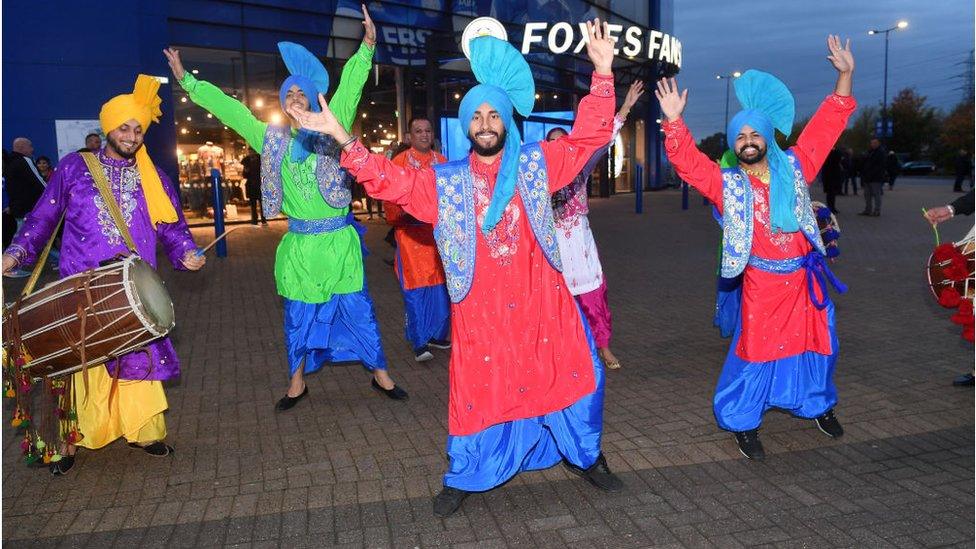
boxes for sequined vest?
[259,126,351,218]
[718,150,826,278]
[432,142,562,303]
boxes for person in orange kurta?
[385,117,452,361]
[655,36,857,461]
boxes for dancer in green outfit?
[164,4,408,410]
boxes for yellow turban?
[99,74,178,225]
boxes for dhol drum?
[927,226,976,302]
[3,255,175,380]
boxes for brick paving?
[3,177,973,548]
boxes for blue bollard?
[635,164,644,214]
[681,182,689,210]
[211,168,227,258]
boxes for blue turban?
[459,36,535,233]
[278,41,330,163]
[726,70,798,234]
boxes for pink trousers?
[575,276,612,348]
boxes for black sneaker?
[432,486,469,517]
[564,453,624,492]
[128,441,175,457]
[814,410,844,438]
[952,373,975,387]
[734,429,765,460]
[414,345,434,362]
[427,339,451,350]
[50,455,75,476]
[275,385,308,412]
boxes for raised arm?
[540,18,617,192]
[792,35,857,181]
[655,77,724,206]
[328,4,376,132]
[165,47,268,151]
[341,141,438,223]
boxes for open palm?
[654,78,687,122]
[827,35,854,73]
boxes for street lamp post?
[716,71,742,134]
[868,20,908,143]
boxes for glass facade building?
[4,0,678,226]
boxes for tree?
[888,88,941,159]
[697,132,727,160]
[935,100,975,172]
[838,106,878,153]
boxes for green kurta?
[179,43,374,303]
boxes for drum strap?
[20,215,64,298]
[80,152,138,254]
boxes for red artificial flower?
[939,287,962,308]
[933,243,957,262]
[963,325,974,343]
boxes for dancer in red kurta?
[287,19,622,516]
[655,35,856,461]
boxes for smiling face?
[105,119,144,159]
[409,119,433,153]
[467,102,506,157]
[284,85,311,114]
[734,124,767,165]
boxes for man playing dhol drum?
[2,75,205,475]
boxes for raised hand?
[826,34,854,74]
[362,4,377,47]
[654,78,687,122]
[585,18,614,76]
[287,93,346,140]
[622,80,645,111]
[163,47,186,81]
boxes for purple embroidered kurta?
[5,151,197,381]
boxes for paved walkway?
[3,178,973,548]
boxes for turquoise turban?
[459,36,535,233]
[278,41,330,163]
[726,70,798,234]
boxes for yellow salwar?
[72,366,168,449]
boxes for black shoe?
[275,385,308,411]
[50,455,75,476]
[814,410,844,438]
[432,486,469,517]
[427,339,452,350]
[952,373,975,387]
[371,378,409,400]
[128,441,175,456]
[382,258,395,267]
[414,345,434,362]
[871,211,881,217]
[564,453,624,492]
[857,211,872,216]
[734,429,765,460]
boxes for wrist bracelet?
[340,136,357,150]
[947,205,955,217]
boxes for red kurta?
[343,73,616,435]
[386,148,448,289]
[663,94,857,362]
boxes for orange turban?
[99,75,178,225]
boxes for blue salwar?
[443,310,604,492]
[395,248,451,352]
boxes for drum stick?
[194,225,262,257]
[921,208,941,245]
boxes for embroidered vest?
[718,150,826,278]
[432,142,562,303]
[259,125,351,218]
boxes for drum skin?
[2,257,174,379]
